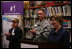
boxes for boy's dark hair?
[50,15,63,25]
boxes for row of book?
[46,5,71,17]
[62,20,71,28]
[24,1,71,8]
[24,5,71,18]
[24,1,47,8]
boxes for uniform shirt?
[32,20,52,42]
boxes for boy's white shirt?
[12,29,15,35]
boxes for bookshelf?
[23,1,71,39]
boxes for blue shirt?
[48,27,70,48]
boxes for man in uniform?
[30,8,52,42]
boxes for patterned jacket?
[32,19,52,42]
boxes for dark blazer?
[6,27,23,48]
[47,27,70,48]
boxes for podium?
[21,39,68,48]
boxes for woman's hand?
[5,33,11,36]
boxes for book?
[32,9,38,18]
[51,7,55,16]
[62,20,68,27]
[24,1,30,8]
[24,19,27,27]
[63,5,71,16]
[68,1,71,4]
[63,6,65,16]
[55,7,59,16]
[41,1,47,6]
[68,20,71,28]
[36,1,42,7]
[62,20,71,28]
[25,9,30,18]
[29,1,36,7]
[67,5,71,16]
[29,9,33,17]
[62,1,68,3]
[47,6,53,16]
[57,6,62,16]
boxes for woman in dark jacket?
[48,16,70,48]
[5,18,23,48]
